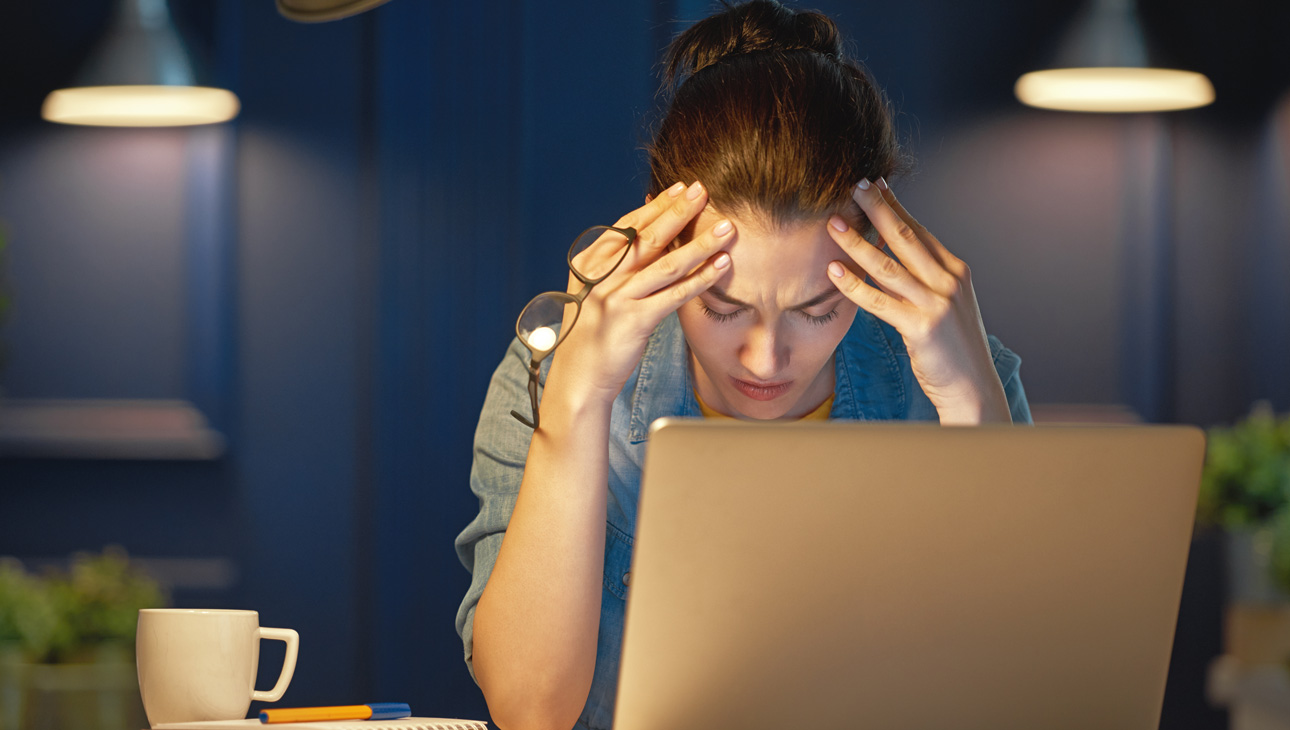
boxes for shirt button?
[622,572,631,586]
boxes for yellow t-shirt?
[695,388,834,421]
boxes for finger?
[875,236,921,303]
[625,217,736,299]
[628,180,709,263]
[840,233,908,304]
[827,215,937,308]
[876,177,967,277]
[851,179,958,296]
[569,225,641,282]
[865,251,909,305]
[827,259,915,331]
[613,181,686,233]
[571,182,687,283]
[640,250,732,316]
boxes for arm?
[825,177,1023,426]
[470,368,614,730]
[462,181,736,730]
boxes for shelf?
[0,399,225,460]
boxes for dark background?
[2,1,1289,728]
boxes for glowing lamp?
[1015,0,1214,113]
[42,0,240,127]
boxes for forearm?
[472,365,614,730]
[936,376,1012,426]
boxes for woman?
[455,2,1032,729]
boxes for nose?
[739,323,788,381]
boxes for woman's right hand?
[546,180,735,408]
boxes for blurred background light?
[1016,68,1214,112]
[1016,0,1214,113]
[43,86,239,127]
[41,0,239,127]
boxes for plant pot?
[1,644,146,730]
[1225,527,1290,668]
[1,643,25,730]
[1228,526,1290,605]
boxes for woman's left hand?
[825,177,1011,425]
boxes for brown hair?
[648,0,906,231]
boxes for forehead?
[692,206,843,300]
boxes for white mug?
[136,609,299,727]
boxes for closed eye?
[700,302,744,323]
[800,308,839,326]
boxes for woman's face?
[676,206,861,420]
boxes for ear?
[645,194,653,204]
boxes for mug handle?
[252,627,300,702]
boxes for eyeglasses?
[511,225,638,429]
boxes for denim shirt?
[454,309,1032,730]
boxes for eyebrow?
[707,285,843,311]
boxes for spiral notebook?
[156,719,486,730]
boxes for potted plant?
[1196,400,1290,602]
[1195,398,1290,707]
[0,547,168,730]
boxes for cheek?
[676,303,742,360]
[795,303,859,358]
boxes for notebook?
[614,419,1205,730]
[156,720,486,730]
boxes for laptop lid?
[614,420,1204,730]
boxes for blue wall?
[2,1,1289,728]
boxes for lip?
[731,376,793,401]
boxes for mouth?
[731,376,793,402]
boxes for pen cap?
[368,704,412,720]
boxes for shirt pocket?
[603,521,634,601]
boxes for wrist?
[540,358,617,427]
[935,379,1011,426]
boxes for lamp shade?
[277,0,394,22]
[1015,0,1214,113]
[41,0,239,127]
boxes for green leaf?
[1201,402,1290,529]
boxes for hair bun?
[664,0,843,86]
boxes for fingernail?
[829,261,845,278]
[829,216,849,232]
[713,219,733,236]
[714,253,731,269]
[876,177,889,191]
[667,181,686,197]
[857,178,871,191]
[686,181,705,200]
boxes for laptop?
[614,419,1205,730]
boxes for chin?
[726,392,797,421]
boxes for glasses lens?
[517,292,578,353]
[569,227,632,282]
